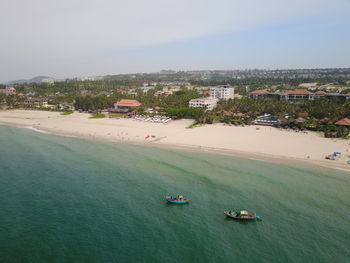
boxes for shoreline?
[1,110,349,172]
[10,123,350,172]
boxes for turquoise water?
[0,125,349,263]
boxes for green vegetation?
[163,107,204,120]
[186,123,203,129]
[89,113,106,119]
[60,110,74,115]
[210,98,350,138]
[215,98,350,123]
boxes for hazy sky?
[1,0,350,82]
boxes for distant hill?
[7,76,51,84]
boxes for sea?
[0,124,349,263]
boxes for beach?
[0,109,349,170]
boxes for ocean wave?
[21,126,78,138]
[21,126,51,134]
[330,167,350,173]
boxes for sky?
[1,0,350,82]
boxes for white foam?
[21,126,51,134]
[21,126,79,138]
[321,165,350,173]
[331,167,350,173]
[248,157,267,162]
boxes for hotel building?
[210,84,235,100]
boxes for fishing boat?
[224,210,263,220]
[164,195,190,204]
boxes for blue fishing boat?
[164,195,190,204]
[224,210,263,220]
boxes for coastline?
[1,109,349,172]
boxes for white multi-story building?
[189,98,218,111]
[210,84,234,99]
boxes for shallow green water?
[0,125,349,263]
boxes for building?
[202,90,211,96]
[154,90,172,97]
[139,86,154,94]
[142,82,157,87]
[0,86,16,95]
[210,84,234,100]
[335,118,350,126]
[127,89,138,97]
[248,89,349,101]
[17,93,25,98]
[189,98,218,110]
[314,91,327,99]
[298,83,318,90]
[159,81,191,86]
[114,99,141,111]
[249,90,269,99]
[23,98,49,108]
[253,114,288,126]
[279,90,314,101]
[59,103,75,111]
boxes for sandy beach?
[1,110,349,170]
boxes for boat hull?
[224,211,263,220]
[166,199,190,204]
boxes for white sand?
[1,110,349,170]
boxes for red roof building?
[285,89,313,95]
[249,90,269,99]
[114,99,141,108]
[295,117,306,123]
[314,91,327,99]
[250,90,269,95]
[335,118,350,126]
[279,89,314,101]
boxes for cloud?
[0,0,349,80]
[1,0,349,53]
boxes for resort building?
[253,114,288,126]
[249,89,349,101]
[279,90,314,101]
[159,81,191,86]
[202,90,211,96]
[17,93,26,99]
[210,84,235,100]
[314,91,327,99]
[189,98,218,110]
[127,89,138,97]
[0,86,16,95]
[114,99,141,111]
[249,90,269,99]
[335,118,350,126]
[23,98,49,108]
[139,86,154,94]
[59,103,75,111]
